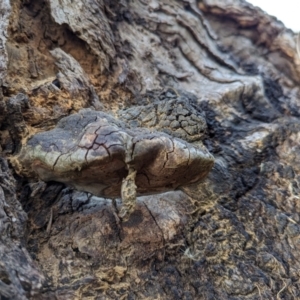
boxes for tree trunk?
[1,0,300,299]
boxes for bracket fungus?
[17,109,214,219]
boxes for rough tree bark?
[1,0,300,299]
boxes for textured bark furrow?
[49,48,103,110]
[127,0,242,84]
[200,0,300,86]
[49,0,115,71]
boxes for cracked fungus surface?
[18,109,214,197]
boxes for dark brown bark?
[1,0,300,299]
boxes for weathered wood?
[1,0,300,299]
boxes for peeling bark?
[1,0,300,299]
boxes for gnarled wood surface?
[1,0,300,299]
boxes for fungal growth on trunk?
[17,109,214,220]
